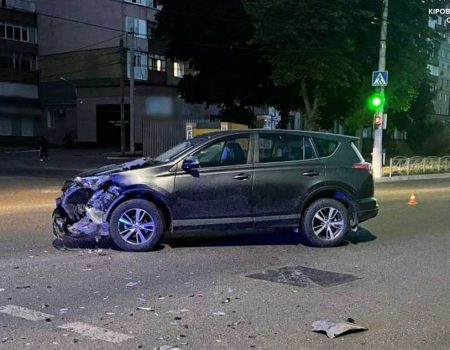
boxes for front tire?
[300,199,349,247]
[109,199,164,252]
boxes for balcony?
[0,68,38,84]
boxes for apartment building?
[0,0,40,144]
[37,0,214,148]
[428,13,450,123]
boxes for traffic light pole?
[372,0,389,179]
[129,32,135,155]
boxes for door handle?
[302,170,320,177]
[232,173,251,180]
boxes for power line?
[40,59,121,80]
[37,11,124,33]
[39,33,124,58]
[38,50,121,75]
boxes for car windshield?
[154,137,208,162]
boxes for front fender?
[104,184,173,223]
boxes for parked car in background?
[53,130,378,252]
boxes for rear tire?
[300,198,349,247]
[109,199,164,252]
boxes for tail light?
[353,162,372,172]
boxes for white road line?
[58,322,133,344]
[0,305,54,321]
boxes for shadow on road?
[52,237,166,252]
[166,229,303,248]
[50,228,376,251]
[345,228,377,245]
[166,228,377,249]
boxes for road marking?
[0,305,54,321]
[58,322,133,344]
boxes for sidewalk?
[0,148,138,179]
[376,173,450,183]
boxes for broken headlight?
[75,175,110,189]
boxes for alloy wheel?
[311,207,345,241]
[117,208,155,245]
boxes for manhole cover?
[247,266,359,288]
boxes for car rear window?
[258,134,317,163]
[313,138,339,158]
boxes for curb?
[376,173,450,183]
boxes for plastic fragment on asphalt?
[166,309,189,314]
[136,307,154,311]
[213,312,226,316]
[157,346,183,350]
[312,320,367,339]
[126,282,139,287]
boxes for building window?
[147,21,157,39]
[0,52,37,71]
[0,116,12,136]
[1,0,36,12]
[124,0,160,8]
[0,22,37,43]
[47,110,57,129]
[127,51,148,80]
[21,118,34,136]
[149,54,166,72]
[125,16,147,39]
[174,61,185,78]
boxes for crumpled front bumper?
[53,181,119,239]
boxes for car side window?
[193,136,250,168]
[258,134,317,163]
[313,138,339,158]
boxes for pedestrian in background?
[39,136,49,162]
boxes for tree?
[156,0,288,120]
[156,0,309,127]
[245,0,438,130]
[245,0,374,128]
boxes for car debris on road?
[312,319,368,339]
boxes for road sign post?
[372,0,389,179]
[372,71,389,87]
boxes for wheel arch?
[299,185,357,226]
[105,187,173,231]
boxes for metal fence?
[142,119,187,158]
[388,156,450,177]
[142,118,218,157]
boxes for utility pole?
[372,0,389,179]
[120,38,126,155]
[129,32,135,154]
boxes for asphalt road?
[0,174,449,350]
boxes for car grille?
[65,188,95,206]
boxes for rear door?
[252,132,325,228]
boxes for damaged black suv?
[53,130,378,252]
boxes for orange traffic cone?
[408,192,418,206]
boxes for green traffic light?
[368,93,384,111]
[372,97,382,107]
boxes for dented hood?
[77,158,155,178]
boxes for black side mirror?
[182,156,200,171]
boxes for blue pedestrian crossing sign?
[372,71,388,87]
